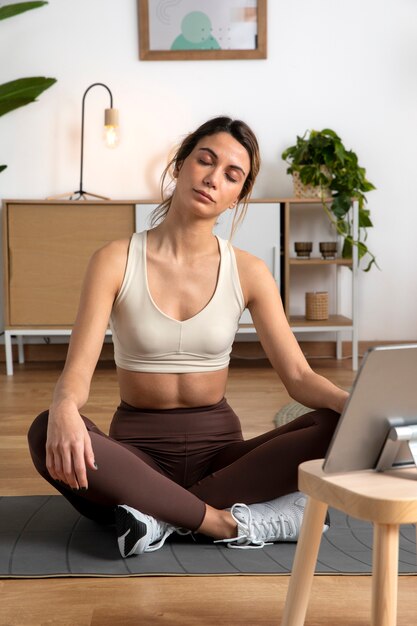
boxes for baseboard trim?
[0,342,114,363]
[1,339,414,364]
[231,340,415,362]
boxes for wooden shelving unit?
[280,198,359,370]
[289,258,353,267]
[290,314,353,328]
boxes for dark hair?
[149,116,260,237]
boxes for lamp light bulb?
[104,125,119,148]
[104,108,119,148]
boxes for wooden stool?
[281,459,417,626]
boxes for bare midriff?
[116,367,229,409]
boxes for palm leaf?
[0,2,48,21]
[0,77,56,116]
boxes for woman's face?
[173,132,251,220]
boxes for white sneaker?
[215,492,308,549]
[116,504,175,557]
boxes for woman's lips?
[194,189,214,202]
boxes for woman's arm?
[46,239,129,489]
[236,250,349,414]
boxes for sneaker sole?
[116,506,148,557]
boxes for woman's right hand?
[42,242,127,489]
[45,403,97,490]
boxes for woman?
[28,116,348,557]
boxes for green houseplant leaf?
[0,77,57,117]
[0,2,48,21]
[1,1,56,174]
[282,129,378,271]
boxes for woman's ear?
[173,161,183,178]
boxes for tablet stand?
[376,423,417,471]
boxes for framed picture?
[138,0,267,61]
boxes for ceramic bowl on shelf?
[319,241,338,259]
[294,241,313,258]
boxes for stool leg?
[281,497,328,626]
[371,523,399,626]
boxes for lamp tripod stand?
[48,82,119,201]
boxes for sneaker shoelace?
[215,503,297,549]
[144,516,175,552]
[176,527,198,542]
[247,509,296,544]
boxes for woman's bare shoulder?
[94,237,131,260]
[88,237,130,271]
[82,238,132,293]
[231,245,273,304]
[232,245,270,277]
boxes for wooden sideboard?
[2,200,137,373]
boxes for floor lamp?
[49,82,119,201]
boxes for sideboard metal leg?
[5,331,14,376]
[17,335,25,364]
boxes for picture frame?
[138,0,267,61]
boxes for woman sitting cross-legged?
[28,116,348,556]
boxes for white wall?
[1,0,416,341]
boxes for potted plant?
[282,128,377,271]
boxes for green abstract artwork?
[171,11,221,50]
[147,0,258,52]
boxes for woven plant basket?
[292,170,332,199]
[305,292,329,320]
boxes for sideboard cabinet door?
[3,202,135,327]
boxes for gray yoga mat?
[1,496,416,578]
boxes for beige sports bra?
[109,230,245,373]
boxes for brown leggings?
[27,398,340,531]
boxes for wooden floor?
[1,358,416,625]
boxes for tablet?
[323,343,417,473]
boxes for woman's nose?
[204,172,217,189]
